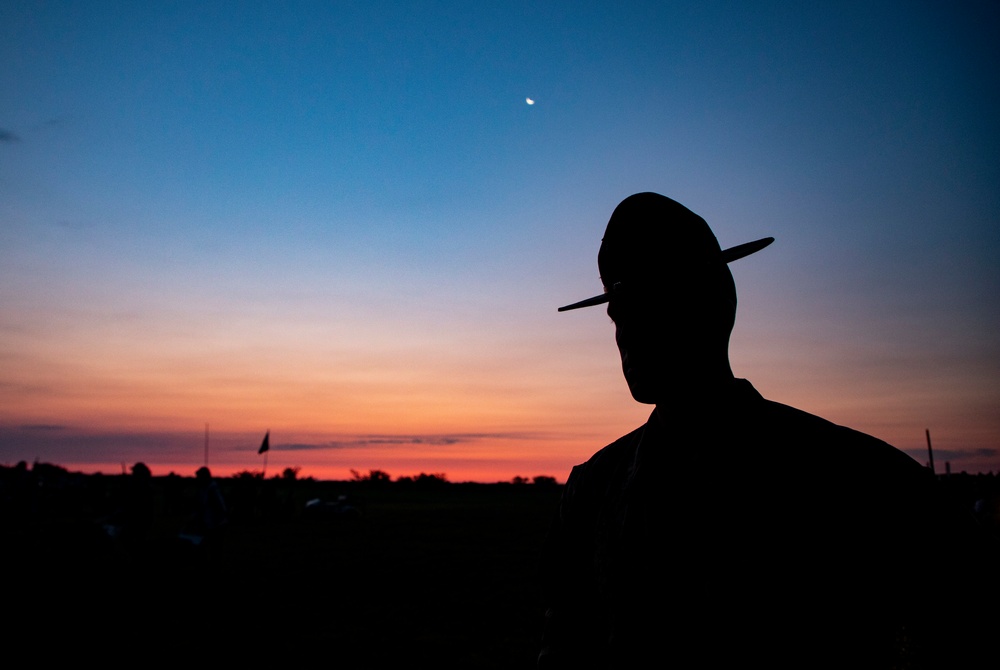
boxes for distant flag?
[258,430,270,455]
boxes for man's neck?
[654,369,737,419]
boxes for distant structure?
[926,428,935,474]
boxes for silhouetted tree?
[413,472,448,487]
[350,469,392,484]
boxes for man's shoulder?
[574,420,646,470]
[748,384,926,477]
[562,420,647,502]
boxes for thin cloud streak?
[339,432,546,447]
[0,425,559,467]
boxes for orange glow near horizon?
[5,304,998,481]
[5,307,997,480]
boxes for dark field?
[3,469,563,668]
[6,466,999,667]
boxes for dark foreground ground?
[2,471,563,668]
[4,467,999,668]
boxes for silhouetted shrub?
[350,469,392,484]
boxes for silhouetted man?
[180,466,229,547]
[538,193,993,669]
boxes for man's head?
[559,192,773,404]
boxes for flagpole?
[204,423,209,467]
[926,429,935,475]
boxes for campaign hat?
[557,192,773,312]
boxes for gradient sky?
[2,1,998,482]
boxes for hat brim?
[557,236,774,312]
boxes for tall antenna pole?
[204,423,209,467]
[925,429,935,475]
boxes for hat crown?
[598,192,722,288]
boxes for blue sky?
[1,1,998,480]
